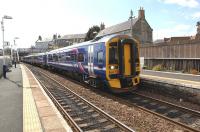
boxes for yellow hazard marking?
[21,65,43,132]
[141,74,200,87]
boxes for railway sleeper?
[75,115,107,124]
[68,110,97,117]
[80,120,113,131]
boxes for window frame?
[97,51,103,65]
[77,53,85,62]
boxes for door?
[88,45,95,76]
[124,44,131,76]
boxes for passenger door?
[124,43,131,76]
[88,45,95,76]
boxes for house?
[97,7,153,44]
[51,33,86,48]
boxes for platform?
[141,70,200,89]
[0,64,72,132]
[140,70,200,105]
[0,64,23,132]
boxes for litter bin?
[3,65,7,78]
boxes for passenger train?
[23,34,141,93]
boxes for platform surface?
[141,70,200,81]
[0,64,71,132]
[22,64,72,132]
[141,70,200,88]
[0,64,23,132]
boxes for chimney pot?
[138,7,145,19]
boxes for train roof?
[24,52,46,58]
[48,34,131,54]
[23,34,132,58]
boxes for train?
[23,34,141,93]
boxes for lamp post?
[14,37,19,64]
[1,15,12,78]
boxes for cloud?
[192,12,200,19]
[160,0,199,8]
[154,24,194,40]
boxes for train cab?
[105,35,140,93]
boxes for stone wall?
[132,19,153,44]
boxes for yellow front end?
[105,35,140,93]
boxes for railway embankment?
[140,77,200,105]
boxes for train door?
[88,45,95,76]
[124,43,131,76]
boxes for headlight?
[110,65,115,70]
[109,65,118,70]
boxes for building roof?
[62,33,86,39]
[96,18,138,37]
[48,34,131,54]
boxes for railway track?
[118,92,200,132]
[27,64,200,131]
[30,66,134,132]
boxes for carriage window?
[58,53,62,59]
[78,53,84,62]
[70,54,76,61]
[60,53,64,62]
[109,47,118,64]
[97,51,103,64]
[53,54,58,62]
[48,54,53,61]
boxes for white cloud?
[154,24,195,40]
[161,0,199,8]
[192,12,200,19]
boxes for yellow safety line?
[21,65,43,132]
[141,74,200,87]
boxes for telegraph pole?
[129,10,133,37]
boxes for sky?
[0,0,200,48]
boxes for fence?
[140,40,200,71]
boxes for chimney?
[100,22,105,30]
[138,7,145,19]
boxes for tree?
[100,22,105,30]
[58,34,61,38]
[53,34,57,40]
[84,25,100,41]
[38,35,42,41]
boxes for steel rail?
[27,64,200,132]
[132,92,200,117]
[126,92,200,132]
[31,67,134,132]
[36,76,83,132]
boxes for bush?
[143,65,147,69]
[190,69,199,75]
[152,64,162,71]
